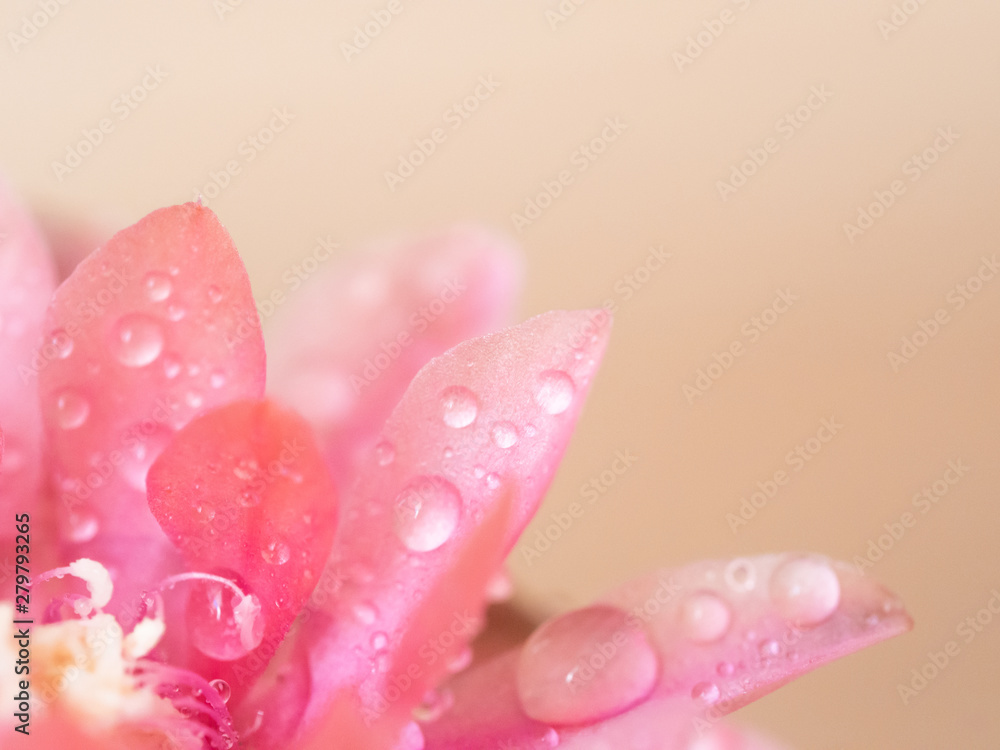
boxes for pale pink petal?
[265,226,521,487]
[686,723,793,750]
[421,554,910,749]
[0,177,57,559]
[273,309,610,742]
[37,203,265,621]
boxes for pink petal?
[283,309,611,741]
[421,554,911,749]
[265,226,521,488]
[687,723,793,750]
[146,399,337,705]
[0,177,57,557]
[37,203,265,619]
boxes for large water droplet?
[490,421,519,449]
[691,681,720,706]
[516,605,659,725]
[144,271,173,302]
[49,329,74,359]
[440,386,478,428]
[534,370,575,415]
[112,313,164,367]
[769,556,840,626]
[262,538,291,566]
[680,591,732,643]
[394,476,462,552]
[209,678,231,704]
[54,389,90,430]
[187,579,265,661]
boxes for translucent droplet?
[716,661,735,677]
[54,389,90,430]
[394,476,462,552]
[262,539,291,566]
[186,391,204,409]
[440,385,478,428]
[371,632,388,650]
[210,370,227,389]
[680,591,732,643]
[769,556,841,626]
[398,722,425,750]
[49,329,74,359]
[758,638,780,658]
[112,313,164,368]
[144,271,173,302]
[490,421,519,449]
[209,678,231,704]
[485,472,501,490]
[167,304,186,321]
[516,605,659,725]
[187,579,265,661]
[691,681,720,705]
[375,441,395,466]
[353,602,377,625]
[66,510,99,543]
[534,370,575,415]
[163,354,182,379]
[208,285,223,304]
[724,558,756,592]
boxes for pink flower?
[0,179,911,749]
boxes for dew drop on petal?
[187,580,265,661]
[394,476,462,552]
[691,681,721,706]
[167,304,186,321]
[374,440,395,466]
[49,329,73,359]
[534,370,575,415]
[144,271,172,302]
[724,558,756,593]
[758,638,780,659]
[262,539,291,566]
[208,285,223,304]
[162,354,182,379]
[716,661,735,677]
[209,678,231,704]
[352,602,377,625]
[490,421,519,449]
[769,556,841,626]
[440,385,479,428]
[210,370,227,388]
[371,631,388,650]
[398,722,425,750]
[679,591,732,643]
[54,389,90,430]
[66,510,99,543]
[516,605,659,725]
[112,313,164,367]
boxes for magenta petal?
[265,226,521,488]
[422,554,911,749]
[289,309,611,739]
[37,203,265,618]
[0,178,57,553]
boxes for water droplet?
[485,472,501,489]
[446,646,473,673]
[112,314,164,368]
[490,421,519,449]
[371,632,388,650]
[208,285,223,304]
[352,602,377,625]
[442,447,453,459]
[680,591,732,643]
[758,639,780,658]
[724,558,756,592]
[440,385,478,428]
[187,579,265,661]
[262,539,291,565]
[209,678,231,703]
[524,424,538,437]
[534,370,575,415]
[374,440,395,466]
[54,389,89,430]
[716,661,735,677]
[186,391,203,409]
[516,605,659,725]
[398,722,425,750]
[210,370,227,388]
[144,272,172,302]
[66,511,99,542]
[49,329,73,359]
[167,304,186,321]
[394,476,462,552]
[163,354,182,379]
[691,681,720,705]
[769,556,841,626]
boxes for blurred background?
[2,1,998,747]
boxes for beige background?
[3,1,999,747]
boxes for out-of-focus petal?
[265,226,522,488]
[686,723,793,750]
[279,309,610,742]
[0,177,57,559]
[37,203,265,621]
[147,399,337,707]
[421,554,911,749]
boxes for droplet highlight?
[440,385,479,428]
[679,591,732,643]
[112,313,164,368]
[769,556,841,626]
[54,389,90,430]
[262,539,291,566]
[490,421,519,449]
[144,271,173,302]
[187,579,265,661]
[534,370,575,415]
[394,476,462,552]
